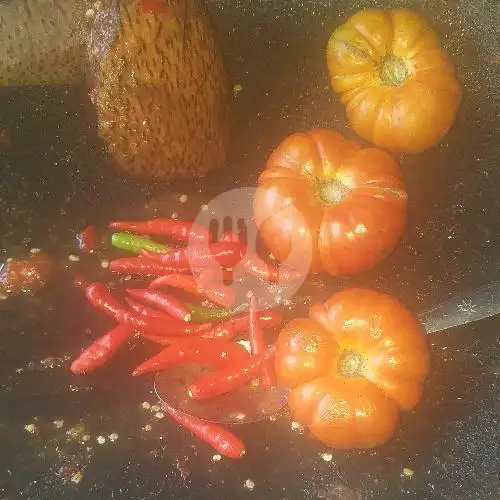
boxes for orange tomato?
[275,288,431,449]
[253,129,408,276]
[326,8,462,153]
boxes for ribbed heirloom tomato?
[253,129,408,276]
[326,8,462,153]
[275,288,431,449]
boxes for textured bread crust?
[95,0,231,181]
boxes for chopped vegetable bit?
[142,402,151,410]
[108,433,119,442]
[53,420,64,429]
[97,436,106,444]
[321,453,333,462]
[212,454,222,462]
[155,412,165,419]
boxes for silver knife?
[417,281,500,334]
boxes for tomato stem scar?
[379,55,409,86]
[337,349,365,378]
[317,178,350,205]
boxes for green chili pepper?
[187,302,248,323]
[111,232,170,255]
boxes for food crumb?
[96,436,106,444]
[233,84,244,95]
[291,421,304,433]
[141,402,151,410]
[68,254,80,262]
[212,454,222,462]
[81,434,91,442]
[143,424,152,432]
[178,194,188,203]
[71,471,84,484]
[269,414,278,422]
[151,405,161,412]
[402,467,415,478]
[24,423,38,434]
[100,260,109,269]
[53,420,64,429]
[321,453,333,462]
[171,212,178,220]
[154,412,165,420]
[244,479,255,490]
[30,248,41,254]
[108,433,119,442]
[85,8,95,19]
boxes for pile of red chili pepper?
[70,217,300,459]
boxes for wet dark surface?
[1,0,499,499]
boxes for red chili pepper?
[132,338,249,376]
[109,257,193,276]
[148,273,198,294]
[187,345,277,400]
[141,241,245,269]
[197,268,236,308]
[126,288,191,322]
[248,293,276,388]
[196,266,241,284]
[201,308,284,340]
[139,332,184,345]
[125,297,172,320]
[70,324,132,375]
[243,253,304,284]
[148,272,235,308]
[109,218,211,243]
[76,225,97,253]
[85,283,209,336]
[86,282,123,317]
[162,403,246,459]
[115,309,211,336]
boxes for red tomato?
[326,8,462,153]
[275,288,431,449]
[253,129,408,276]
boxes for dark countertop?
[0,0,499,499]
